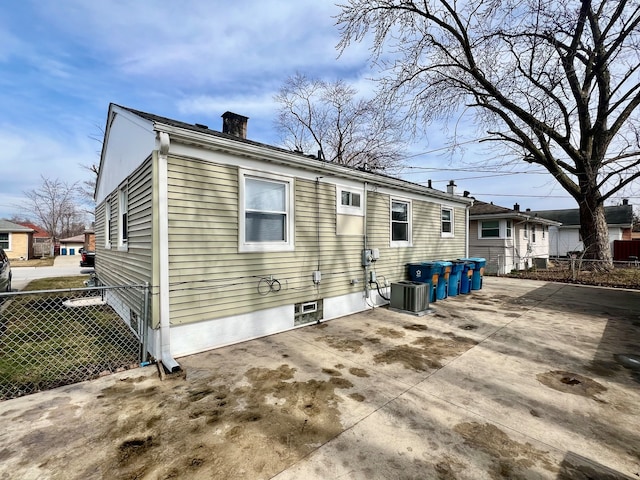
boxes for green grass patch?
[0,277,140,400]
[10,258,55,267]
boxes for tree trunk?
[578,200,612,265]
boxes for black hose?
[374,281,390,301]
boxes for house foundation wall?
[146,290,389,359]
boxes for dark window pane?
[392,222,408,241]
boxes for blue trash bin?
[434,261,452,300]
[407,262,440,302]
[448,261,466,297]
[459,261,475,294]
[460,257,486,290]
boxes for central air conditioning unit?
[389,281,431,315]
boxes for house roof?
[0,219,34,233]
[59,234,85,243]
[528,204,633,227]
[17,222,49,238]
[100,104,473,207]
[469,200,561,226]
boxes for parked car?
[80,250,95,268]
[0,248,11,292]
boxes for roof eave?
[153,122,474,206]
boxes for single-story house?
[0,219,34,260]
[17,222,52,257]
[94,104,473,369]
[469,200,561,274]
[59,234,85,255]
[529,202,633,257]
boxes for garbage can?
[434,261,452,300]
[459,261,475,294]
[460,257,486,290]
[407,262,440,303]
[448,261,466,297]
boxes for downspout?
[157,132,180,373]
[465,203,470,258]
[363,182,369,299]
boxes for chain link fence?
[0,284,150,401]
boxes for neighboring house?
[59,234,85,255]
[95,104,473,367]
[529,202,633,257]
[0,219,34,260]
[469,200,561,274]
[17,221,52,257]
[84,228,95,251]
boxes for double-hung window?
[391,199,411,246]
[105,201,112,248]
[0,233,9,250]
[118,187,128,249]
[240,170,294,252]
[441,207,453,237]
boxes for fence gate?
[0,284,149,401]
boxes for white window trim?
[336,186,364,216]
[239,169,295,253]
[118,187,128,251]
[105,201,112,249]
[0,232,11,251]
[441,206,454,238]
[390,198,412,248]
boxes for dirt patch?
[55,364,352,479]
[315,335,364,353]
[348,368,370,378]
[508,267,640,290]
[373,335,477,371]
[454,422,557,479]
[375,327,405,339]
[536,371,607,399]
[403,323,429,331]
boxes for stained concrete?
[0,277,638,479]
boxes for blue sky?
[0,1,602,222]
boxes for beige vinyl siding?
[95,157,154,319]
[166,156,365,325]
[366,192,467,281]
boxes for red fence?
[613,240,640,261]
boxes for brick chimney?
[513,203,520,211]
[221,112,249,139]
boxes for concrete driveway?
[11,254,93,290]
[0,277,638,479]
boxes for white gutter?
[157,132,180,373]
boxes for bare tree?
[337,0,640,264]
[23,176,84,243]
[274,73,407,172]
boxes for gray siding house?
[469,200,560,274]
[94,104,472,369]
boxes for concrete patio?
[0,277,638,479]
